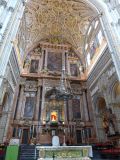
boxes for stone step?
[19,145,39,160]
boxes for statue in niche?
[24,55,31,69]
[33,47,42,55]
[102,108,119,136]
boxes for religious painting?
[47,52,62,72]
[24,97,35,118]
[30,60,39,73]
[70,63,78,76]
[72,98,81,119]
[50,111,58,123]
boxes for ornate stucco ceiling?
[24,0,97,53]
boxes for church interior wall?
[0,0,119,147]
[5,43,97,145]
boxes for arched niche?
[111,82,120,135]
[114,82,120,100]
[44,87,65,125]
[97,97,106,113]
[95,96,107,142]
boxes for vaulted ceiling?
[24,0,98,53]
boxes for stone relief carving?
[71,84,83,95]
[24,81,38,92]
[33,47,42,55]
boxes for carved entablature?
[71,83,83,95]
[40,42,70,51]
[24,81,38,92]
[44,79,60,88]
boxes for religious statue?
[24,56,31,69]
[103,115,109,134]
[102,108,119,136]
[33,47,42,55]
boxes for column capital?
[0,0,7,8]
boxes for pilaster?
[82,89,89,121]
[0,0,25,90]
[16,85,24,120]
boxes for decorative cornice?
[40,42,70,51]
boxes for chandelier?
[56,67,73,100]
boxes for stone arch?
[97,97,106,113]
[112,82,120,101]
[92,92,104,113]
[93,95,107,142]
[110,81,120,134]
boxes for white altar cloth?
[35,145,93,160]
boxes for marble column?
[16,85,24,120]
[80,94,84,120]
[41,81,45,123]
[64,100,68,124]
[62,51,65,71]
[82,89,89,121]
[44,49,48,69]
[65,52,68,73]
